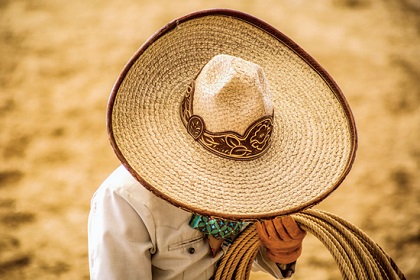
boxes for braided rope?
[214,225,260,280]
[214,209,406,280]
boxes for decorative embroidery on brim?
[180,81,274,160]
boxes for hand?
[255,216,306,264]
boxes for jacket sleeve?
[253,245,296,279]
[88,185,155,280]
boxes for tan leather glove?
[255,216,306,264]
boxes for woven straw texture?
[193,54,273,135]
[108,10,357,220]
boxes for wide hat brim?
[108,9,357,221]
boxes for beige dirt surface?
[0,0,419,279]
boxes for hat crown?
[193,54,273,135]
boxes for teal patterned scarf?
[189,214,244,240]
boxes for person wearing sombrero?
[88,9,357,280]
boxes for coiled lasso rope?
[214,209,406,280]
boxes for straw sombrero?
[107,9,357,221]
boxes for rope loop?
[214,209,406,280]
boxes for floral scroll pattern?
[180,82,274,160]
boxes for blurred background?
[0,0,419,279]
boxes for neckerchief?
[189,214,244,257]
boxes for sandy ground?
[0,0,419,279]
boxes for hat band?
[180,81,274,161]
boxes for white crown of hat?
[180,54,275,160]
[193,54,274,135]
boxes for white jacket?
[88,165,290,279]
